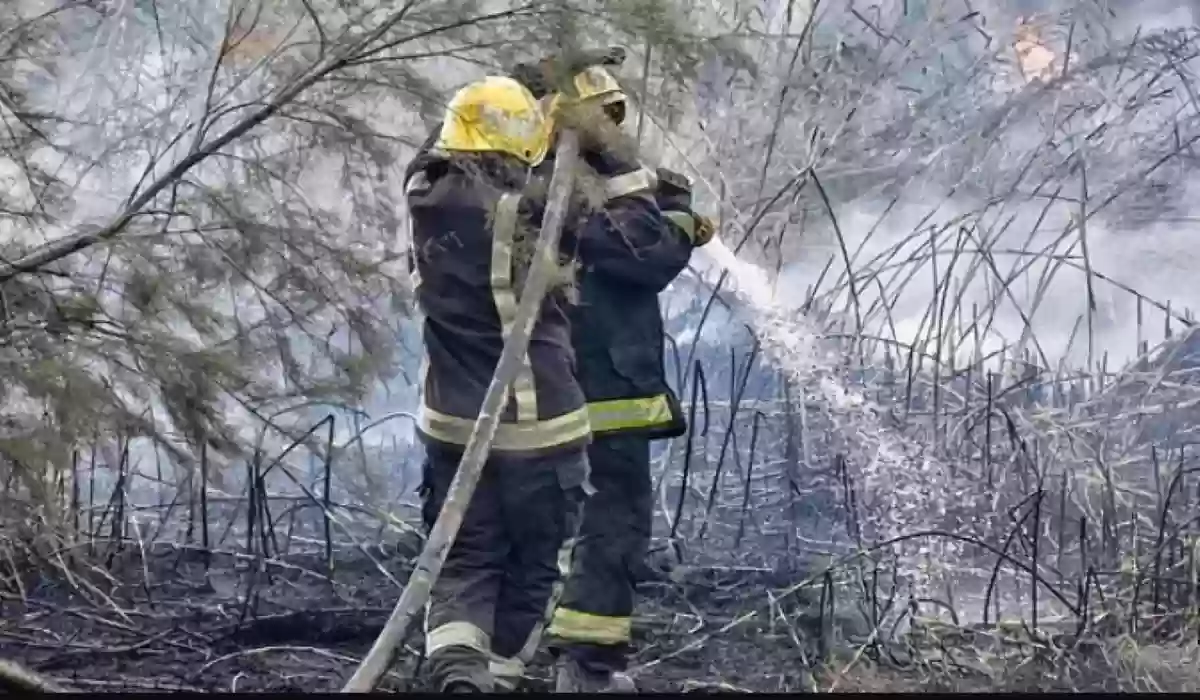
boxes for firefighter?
[404,75,593,693]
[537,66,717,693]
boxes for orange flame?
[1013,16,1056,83]
[223,25,280,65]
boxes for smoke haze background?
[663,0,1200,374]
[8,0,1200,631]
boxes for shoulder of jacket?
[405,169,432,196]
[405,150,459,196]
[408,170,519,224]
[405,167,467,210]
[601,168,659,205]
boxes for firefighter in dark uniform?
[403,75,593,693]
[537,66,717,693]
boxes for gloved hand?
[693,214,717,246]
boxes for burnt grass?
[5,539,1200,693]
[0,542,831,693]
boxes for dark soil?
[8,539,1193,694]
[0,543,828,693]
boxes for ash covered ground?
[5,504,1197,695]
[0,540,843,693]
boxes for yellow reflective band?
[490,193,539,421]
[502,533,581,668]
[546,608,632,645]
[605,168,656,200]
[405,170,430,194]
[520,535,579,663]
[557,536,578,578]
[427,620,490,655]
[512,377,538,421]
[407,218,424,300]
[587,394,674,434]
[409,246,422,291]
[419,405,591,452]
[489,655,526,681]
[663,210,696,242]
[404,170,426,293]
[418,345,431,406]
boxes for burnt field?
[7,307,1200,693]
[7,1,1200,694]
[6,391,1200,698]
[0,539,834,693]
[9,320,1200,693]
[4,532,1200,693]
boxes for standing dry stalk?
[340,130,583,693]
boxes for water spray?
[688,233,972,593]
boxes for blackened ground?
[0,543,847,693]
[7,542,1200,693]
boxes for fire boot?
[554,657,637,693]
[427,645,494,693]
[610,671,637,692]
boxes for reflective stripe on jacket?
[546,607,632,645]
[545,149,696,441]
[405,154,590,454]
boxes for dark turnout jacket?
[544,149,699,440]
[404,153,589,454]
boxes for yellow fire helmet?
[545,65,627,120]
[571,65,626,106]
[435,76,551,166]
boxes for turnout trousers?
[420,441,589,692]
[546,435,652,672]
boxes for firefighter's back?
[402,75,593,694]
[406,149,588,454]
[408,164,505,391]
